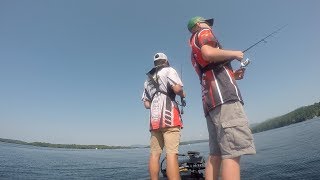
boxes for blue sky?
[1,0,319,146]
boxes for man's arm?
[201,44,243,63]
[142,86,151,109]
[172,84,186,98]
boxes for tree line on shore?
[0,138,132,149]
[251,102,320,133]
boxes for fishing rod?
[237,24,288,69]
[179,64,186,114]
[242,24,288,53]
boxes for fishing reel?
[178,97,186,114]
[180,97,186,107]
[240,58,251,68]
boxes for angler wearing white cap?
[142,52,186,180]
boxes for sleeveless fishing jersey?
[142,67,183,131]
[189,28,243,116]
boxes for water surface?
[1,118,319,179]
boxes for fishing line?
[242,24,288,53]
[215,24,288,69]
[239,24,288,68]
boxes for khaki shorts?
[206,101,256,159]
[150,127,181,154]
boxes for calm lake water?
[1,118,320,180]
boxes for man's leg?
[205,110,222,180]
[166,153,180,180]
[149,153,161,180]
[221,157,240,180]
[205,155,221,180]
[163,127,181,180]
[215,101,255,179]
[149,130,164,180]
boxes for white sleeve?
[141,81,151,101]
[167,67,183,87]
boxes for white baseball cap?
[154,52,168,61]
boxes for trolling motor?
[160,151,205,179]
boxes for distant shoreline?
[0,138,209,150]
[2,102,319,149]
[0,138,134,150]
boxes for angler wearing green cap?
[187,16,256,180]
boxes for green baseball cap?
[187,16,214,32]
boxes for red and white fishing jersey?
[142,66,183,131]
[189,28,243,116]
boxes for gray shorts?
[206,101,256,159]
